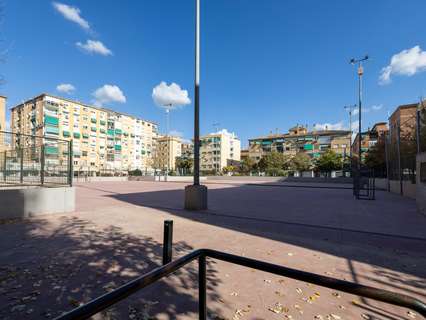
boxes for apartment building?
[155,135,182,171]
[248,125,351,161]
[181,141,194,159]
[11,93,158,173]
[200,129,241,172]
[351,122,388,160]
[389,103,418,141]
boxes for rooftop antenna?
[212,122,220,132]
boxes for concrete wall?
[162,176,207,183]
[0,186,75,219]
[375,178,388,190]
[74,176,128,183]
[388,180,417,199]
[417,153,426,214]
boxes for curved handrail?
[55,248,426,320]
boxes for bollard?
[162,220,173,265]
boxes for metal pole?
[198,255,207,320]
[193,0,201,186]
[396,122,403,196]
[68,140,73,186]
[384,133,390,191]
[162,220,173,265]
[41,144,45,185]
[349,110,352,159]
[358,62,363,174]
[20,147,24,184]
[3,150,6,182]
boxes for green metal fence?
[0,131,72,187]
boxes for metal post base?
[184,184,208,210]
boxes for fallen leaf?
[268,302,289,314]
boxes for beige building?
[200,129,241,172]
[11,93,158,173]
[155,135,182,171]
[249,125,351,162]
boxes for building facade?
[351,122,388,161]
[248,125,351,162]
[200,130,241,172]
[388,103,417,141]
[11,94,158,173]
[154,135,182,171]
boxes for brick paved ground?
[0,180,425,319]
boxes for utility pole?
[350,55,369,197]
[344,104,356,159]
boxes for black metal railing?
[55,221,426,320]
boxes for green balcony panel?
[45,126,59,135]
[91,127,97,132]
[82,133,89,139]
[123,132,129,137]
[91,118,97,123]
[115,129,122,135]
[73,132,81,138]
[62,130,70,137]
[141,150,146,155]
[130,133,135,138]
[107,129,114,136]
[100,120,106,125]
[100,128,106,134]
[304,144,313,150]
[45,146,59,155]
[114,145,122,151]
[44,115,59,126]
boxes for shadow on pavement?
[0,216,224,319]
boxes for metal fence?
[386,111,418,184]
[0,131,72,187]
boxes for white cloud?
[169,130,183,138]
[92,85,126,106]
[352,104,383,115]
[152,82,191,108]
[52,2,90,31]
[379,46,426,84]
[76,40,112,56]
[313,122,346,131]
[56,83,75,94]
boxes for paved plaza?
[0,180,425,319]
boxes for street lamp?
[344,104,357,159]
[349,55,368,169]
[185,0,208,210]
[350,55,368,197]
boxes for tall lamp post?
[350,55,368,172]
[344,104,356,159]
[185,0,208,210]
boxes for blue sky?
[2,0,426,147]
